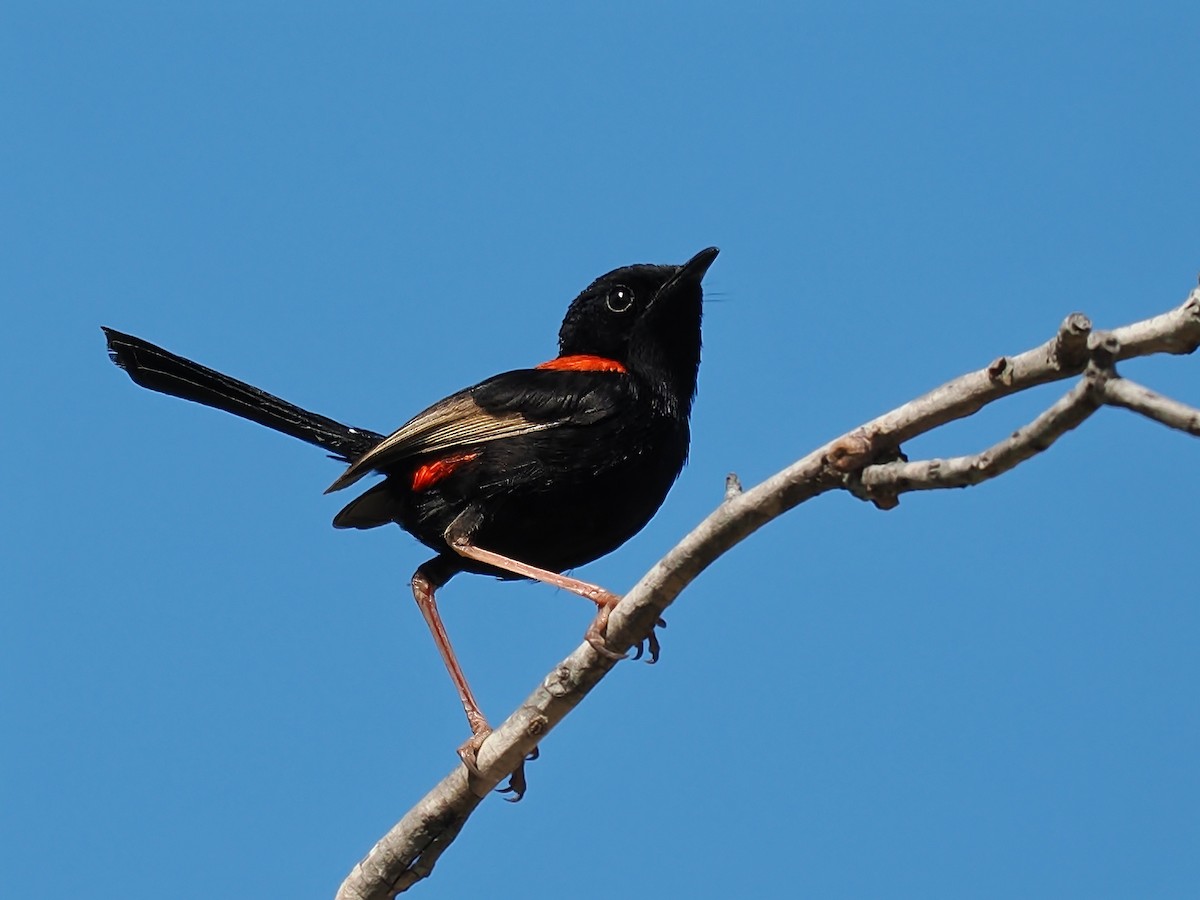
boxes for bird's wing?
[324,368,628,493]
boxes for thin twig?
[1103,378,1200,436]
[858,365,1109,495]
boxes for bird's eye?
[606,286,634,313]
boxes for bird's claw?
[585,602,666,664]
[630,617,665,664]
[459,729,541,802]
[497,746,540,802]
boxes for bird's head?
[556,246,719,411]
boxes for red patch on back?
[411,452,480,492]
[535,355,627,374]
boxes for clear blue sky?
[4,4,1198,898]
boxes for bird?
[102,246,719,794]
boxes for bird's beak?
[680,246,720,281]
[651,246,720,308]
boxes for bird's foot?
[585,595,626,659]
[457,725,492,780]
[630,616,666,664]
[458,723,539,802]
[497,746,539,802]
[585,598,666,664]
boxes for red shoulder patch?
[535,355,627,374]
[411,451,480,492]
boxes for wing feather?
[324,369,626,493]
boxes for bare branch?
[858,365,1109,495]
[1110,289,1200,357]
[1103,377,1200,436]
[842,290,1199,455]
[337,287,1200,900]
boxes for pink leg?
[412,557,538,799]
[411,564,492,768]
[446,534,629,660]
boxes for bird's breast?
[398,409,688,573]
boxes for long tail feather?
[102,327,383,461]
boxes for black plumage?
[104,246,718,795]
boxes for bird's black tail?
[102,327,384,461]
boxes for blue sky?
[4,4,1199,898]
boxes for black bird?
[103,247,718,786]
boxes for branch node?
[1184,289,1200,326]
[1053,312,1092,369]
[724,472,743,499]
[1087,331,1121,368]
[544,665,577,699]
[986,356,1011,383]
[843,476,901,510]
[1084,360,1114,387]
[868,490,900,511]
[826,428,879,474]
